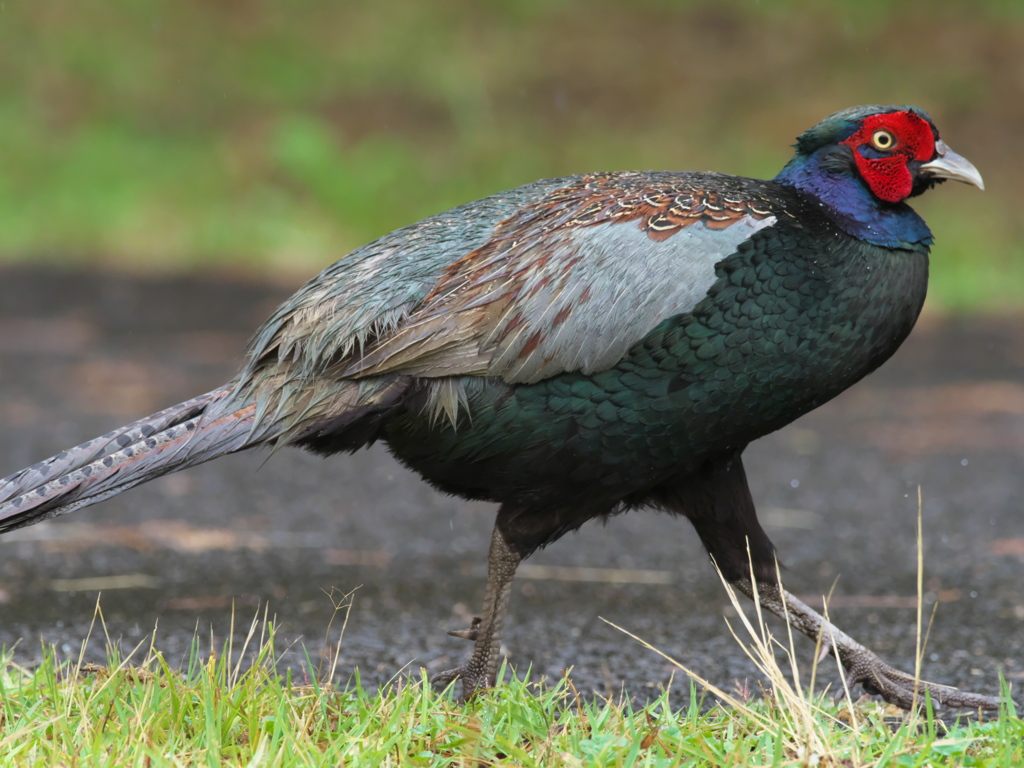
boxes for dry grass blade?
[600,619,768,725]
[717,564,839,764]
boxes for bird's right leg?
[430,524,522,700]
[663,453,1002,711]
[730,577,1003,711]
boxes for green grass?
[0,1,1021,309]
[0,629,1019,767]
[1,599,1020,766]
[4,510,1020,766]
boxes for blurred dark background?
[0,0,1020,309]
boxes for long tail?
[0,385,270,533]
[0,373,414,535]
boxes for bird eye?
[871,130,895,150]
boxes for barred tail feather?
[0,371,416,535]
[0,386,274,534]
[0,387,228,500]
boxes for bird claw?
[429,665,464,689]
[429,662,491,701]
[835,648,1001,711]
[447,616,481,641]
[816,641,832,665]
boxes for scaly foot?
[733,578,1003,711]
[429,617,487,700]
[830,641,1001,710]
[430,527,521,701]
[429,664,491,699]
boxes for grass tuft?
[0,606,1020,765]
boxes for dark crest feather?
[794,104,935,155]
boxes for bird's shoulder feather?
[245,171,788,389]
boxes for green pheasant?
[0,105,995,709]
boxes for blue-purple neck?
[774,150,933,250]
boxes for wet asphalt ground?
[0,266,1021,709]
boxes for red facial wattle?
[841,112,937,203]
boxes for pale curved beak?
[919,140,985,191]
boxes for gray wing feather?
[347,215,776,384]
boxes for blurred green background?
[0,0,1021,310]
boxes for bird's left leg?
[430,524,521,700]
[730,578,1002,711]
